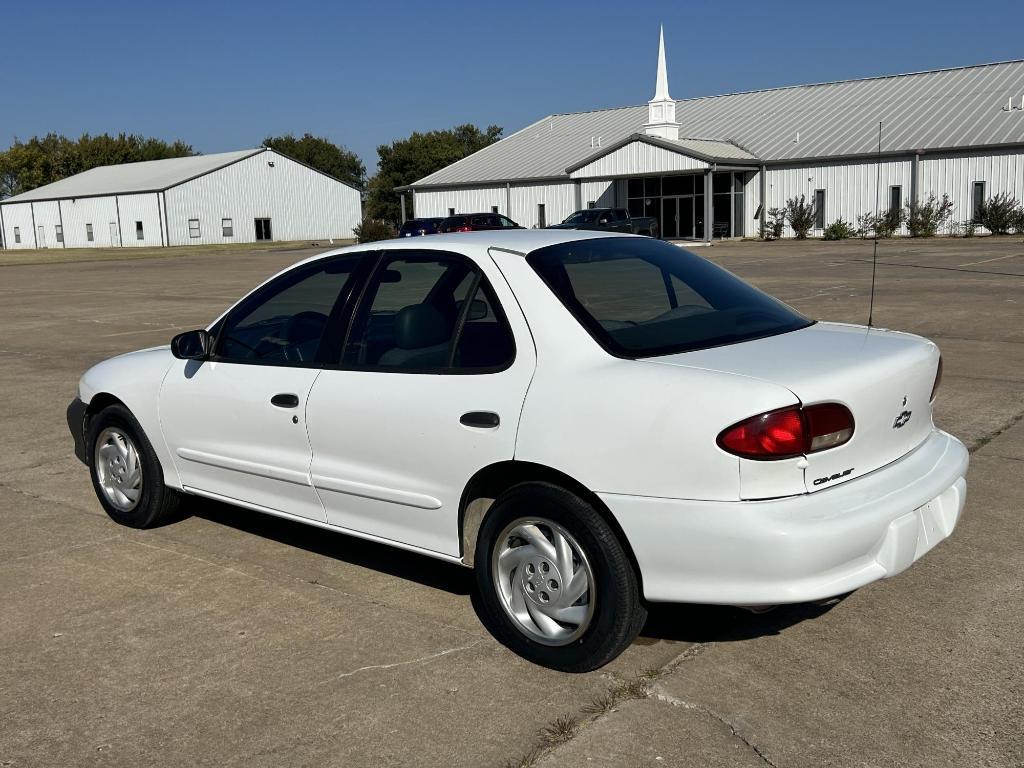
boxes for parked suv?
[398,218,445,237]
[438,213,522,233]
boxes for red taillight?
[930,356,943,403]
[455,226,472,232]
[717,403,854,460]
[717,407,805,459]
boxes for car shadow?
[189,496,475,596]
[637,598,845,645]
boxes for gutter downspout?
[400,194,406,225]
[505,182,511,217]
[703,167,712,243]
[31,202,38,248]
[911,152,920,208]
[759,164,767,237]
[57,199,66,247]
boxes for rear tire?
[475,482,646,672]
[87,404,180,528]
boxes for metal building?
[0,148,361,249]
[401,28,1024,240]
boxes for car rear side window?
[342,252,515,372]
[527,237,812,358]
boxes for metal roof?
[0,148,265,204]
[411,60,1024,188]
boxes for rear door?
[305,248,535,556]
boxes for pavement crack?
[321,638,484,684]
[970,409,1024,454]
[650,684,780,768]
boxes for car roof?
[296,229,638,269]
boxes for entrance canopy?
[567,133,758,180]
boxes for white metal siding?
[765,159,913,237]
[115,193,164,247]
[164,150,360,245]
[569,142,709,179]
[580,180,616,210]
[919,149,1024,234]
[413,186,507,219]
[0,202,38,249]
[58,196,122,247]
[414,181,580,229]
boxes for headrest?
[394,304,451,350]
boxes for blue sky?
[3,0,1022,173]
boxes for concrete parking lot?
[1,236,1022,767]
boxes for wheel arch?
[458,460,642,587]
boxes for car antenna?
[867,120,883,328]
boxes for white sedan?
[73,230,968,671]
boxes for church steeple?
[645,25,679,140]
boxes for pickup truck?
[549,208,659,238]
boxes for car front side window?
[214,256,363,365]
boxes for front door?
[160,254,364,520]
[305,249,535,556]
[37,226,46,248]
[255,218,272,241]
[109,223,120,246]
[661,198,678,239]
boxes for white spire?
[653,24,671,101]
[645,25,679,140]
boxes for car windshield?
[562,210,603,225]
[527,237,813,357]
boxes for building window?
[537,203,546,228]
[814,189,826,229]
[55,225,64,243]
[188,218,201,238]
[490,205,499,214]
[135,221,144,240]
[254,218,272,241]
[448,208,455,216]
[86,223,94,242]
[13,227,20,244]
[972,181,985,223]
[889,186,902,216]
[587,201,596,208]
[222,218,233,237]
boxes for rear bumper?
[600,429,968,605]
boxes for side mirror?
[171,329,213,360]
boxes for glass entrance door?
[661,198,678,239]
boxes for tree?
[0,133,194,199]
[367,123,503,224]
[262,133,365,190]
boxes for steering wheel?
[280,311,329,361]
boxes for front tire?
[87,404,180,528]
[475,482,646,672]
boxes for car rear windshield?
[562,210,603,225]
[526,237,813,358]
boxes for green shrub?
[822,219,857,240]
[977,193,1022,235]
[353,217,397,243]
[906,194,954,237]
[784,195,816,239]
[761,208,785,240]
[1011,207,1024,234]
[855,212,876,239]
[955,219,977,238]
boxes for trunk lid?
[646,322,940,494]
